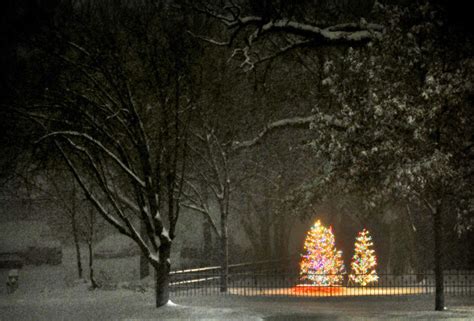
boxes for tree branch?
[232,115,315,151]
[248,19,383,46]
[38,131,146,188]
[193,4,384,67]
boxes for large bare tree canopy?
[12,0,201,306]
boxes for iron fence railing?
[170,266,474,297]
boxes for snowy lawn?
[175,295,474,320]
[1,286,474,320]
[0,286,262,321]
[1,247,473,320]
[0,246,141,295]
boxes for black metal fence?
[169,260,474,297]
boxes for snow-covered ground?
[1,247,473,320]
[0,246,142,295]
[1,287,474,320]
[0,286,259,321]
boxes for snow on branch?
[59,136,160,253]
[232,115,315,151]
[56,141,132,238]
[193,4,383,66]
[181,203,220,237]
[38,131,146,188]
[248,19,383,46]
[181,178,220,237]
[186,31,231,46]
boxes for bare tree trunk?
[258,211,272,260]
[140,220,150,279]
[405,206,421,276]
[220,234,229,292]
[203,217,212,265]
[88,207,98,289]
[220,207,228,292]
[71,210,83,279]
[70,182,83,279]
[155,242,171,307]
[433,202,445,311]
[274,215,290,260]
[88,239,98,289]
[386,224,393,274]
[201,182,212,265]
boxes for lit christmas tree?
[299,220,345,286]
[349,228,378,286]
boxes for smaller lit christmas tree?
[300,220,345,286]
[349,228,378,286]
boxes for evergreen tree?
[300,220,345,286]
[350,229,378,286]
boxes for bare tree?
[27,1,199,307]
[183,124,232,292]
[50,174,85,280]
